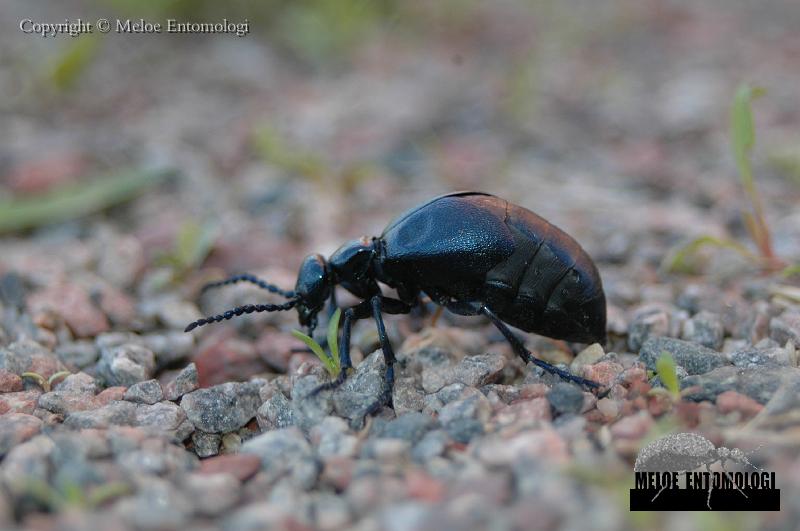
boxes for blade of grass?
[0,168,171,234]
[662,235,757,274]
[326,308,342,372]
[291,329,338,376]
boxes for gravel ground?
[2,1,800,530]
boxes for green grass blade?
[0,168,171,234]
[291,329,338,375]
[730,84,766,190]
[656,352,680,398]
[326,308,342,372]
[662,235,757,273]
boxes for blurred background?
[1,0,800,528]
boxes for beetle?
[634,432,762,509]
[184,191,607,412]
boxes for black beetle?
[185,191,607,410]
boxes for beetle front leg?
[306,302,371,397]
[481,306,602,391]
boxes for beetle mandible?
[634,432,762,509]
[185,191,608,412]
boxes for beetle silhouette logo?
[634,432,763,510]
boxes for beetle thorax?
[329,237,377,284]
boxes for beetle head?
[294,254,332,328]
[329,237,375,285]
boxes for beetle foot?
[306,370,348,398]
[529,357,602,391]
[360,386,394,426]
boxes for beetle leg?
[481,306,601,390]
[361,295,412,418]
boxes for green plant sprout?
[655,352,680,399]
[291,308,342,376]
[20,371,71,392]
[665,84,794,274]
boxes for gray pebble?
[332,351,387,426]
[54,372,97,394]
[411,429,450,462]
[639,336,728,375]
[163,362,198,401]
[192,430,221,458]
[444,417,484,444]
[546,383,585,415]
[181,382,261,433]
[681,311,724,350]
[257,392,295,430]
[375,412,438,444]
[96,342,156,387]
[241,427,320,489]
[124,379,164,405]
[770,310,800,345]
[681,365,800,404]
[54,341,99,370]
[627,306,671,351]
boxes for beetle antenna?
[184,299,298,332]
[200,274,296,299]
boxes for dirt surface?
[1,1,800,529]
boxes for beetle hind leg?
[481,306,602,391]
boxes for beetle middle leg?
[481,306,601,390]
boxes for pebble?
[422,352,506,394]
[0,390,41,415]
[185,472,241,516]
[473,427,569,466]
[682,365,800,404]
[375,412,438,445]
[54,341,99,370]
[163,362,199,401]
[332,351,387,426]
[123,379,164,405]
[240,427,320,489]
[569,343,605,373]
[0,340,67,379]
[609,411,654,439]
[53,372,97,394]
[0,413,42,457]
[27,283,109,338]
[716,390,764,417]
[392,377,425,415]
[0,369,23,393]
[627,305,671,351]
[199,453,261,481]
[411,430,450,462]
[728,345,794,368]
[193,430,222,458]
[181,381,261,433]
[639,336,728,375]
[310,416,359,458]
[681,310,725,350]
[769,310,800,345]
[257,391,295,430]
[546,383,586,416]
[291,368,335,433]
[492,397,552,426]
[96,342,156,387]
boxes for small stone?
[310,416,358,458]
[681,311,724,350]
[411,430,450,462]
[291,367,335,434]
[610,411,654,439]
[163,362,198,401]
[474,428,568,466]
[716,390,764,418]
[596,397,620,421]
[257,392,294,430]
[134,401,194,441]
[27,283,109,337]
[96,343,156,387]
[192,430,221,458]
[0,340,66,379]
[681,365,800,404]
[142,331,195,368]
[449,353,506,388]
[581,361,624,387]
[199,453,262,481]
[492,397,552,426]
[0,369,22,393]
[124,379,164,405]
[376,412,438,445]
[53,372,96,394]
[770,310,800,345]
[240,427,319,489]
[392,377,425,415]
[728,346,793,368]
[37,391,96,415]
[627,305,671,351]
[181,381,261,433]
[64,401,137,429]
[0,413,42,457]
[332,351,387,425]
[0,390,40,415]
[363,438,410,461]
[185,472,241,516]
[570,343,605,373]
[639,337,728,375]
[444,418,484,444]
[54,341,99,370]
[546,383,585,415]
